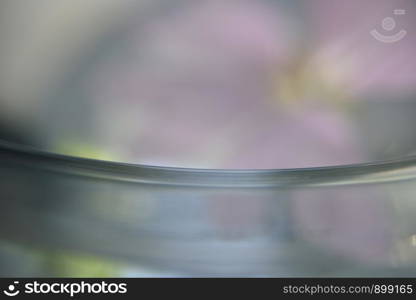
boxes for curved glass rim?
[1,140,416,188]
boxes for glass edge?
[1,140,416,188]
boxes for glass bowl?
[1,140,416,277]
[1,0,416,277]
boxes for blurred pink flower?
[303,0,416,97]
[88,0,387,169]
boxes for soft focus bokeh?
[1,0,416,168]
[1,0,416,277]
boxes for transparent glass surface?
[1,0,416,277]
[1,141,416,276]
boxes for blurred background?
[0,0,416,276]
[1,0,416,169]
